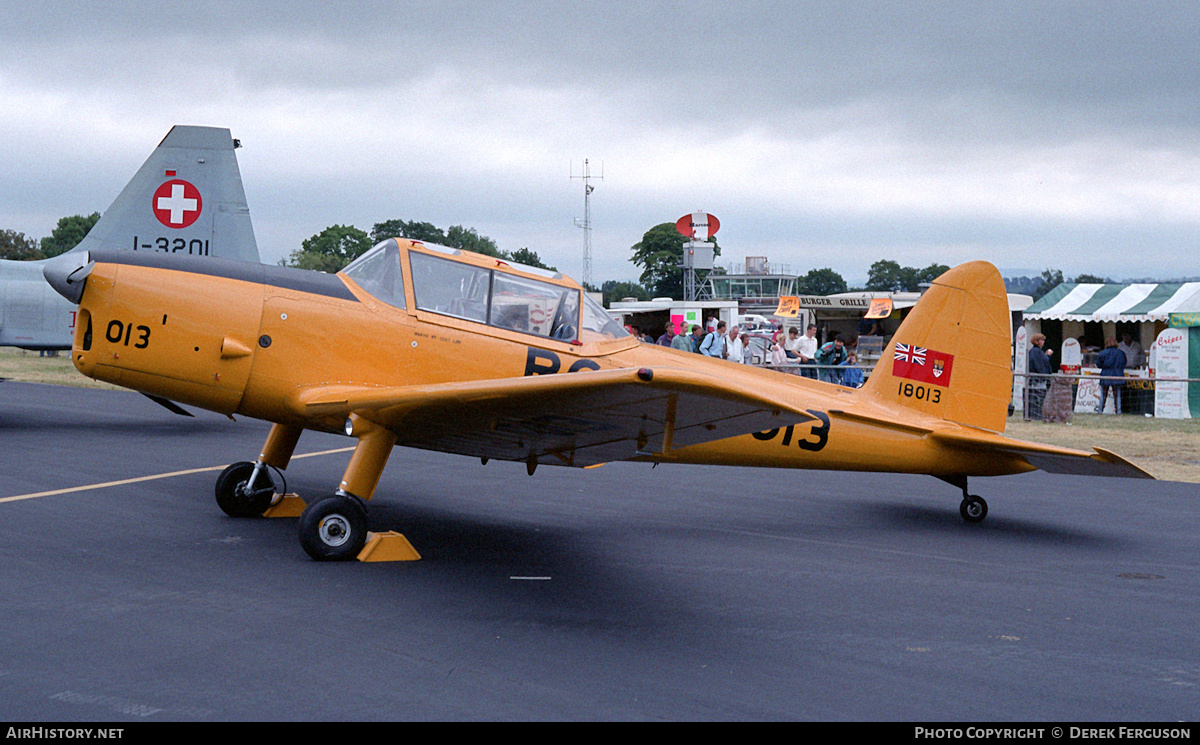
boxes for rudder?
[862,261,1012,432]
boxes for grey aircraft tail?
[70,125,261,262]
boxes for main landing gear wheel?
[298,494,369,561]
[214,461,277,518]
[960,495,988,523]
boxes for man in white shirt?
[796,323,819,377]
[726,326,745,364]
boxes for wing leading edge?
[297,367,817,467]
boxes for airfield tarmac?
[0,381,1197,721]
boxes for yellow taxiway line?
[0,446,356,504]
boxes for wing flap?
[297,367,815,467]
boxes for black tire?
[214,462,276,518]
[298,494,369,561]
[960,495,988,523]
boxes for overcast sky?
[3,1,1199,285]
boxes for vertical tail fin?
[861,261,1012,432]
[72,126,261,263]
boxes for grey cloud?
[3,1,1199,283]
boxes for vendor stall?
[1018,281,1200,415]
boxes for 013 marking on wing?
[752,410,830,452]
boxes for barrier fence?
[1012,371,1200,421]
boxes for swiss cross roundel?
[152,179,203,229]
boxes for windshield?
[341,240,406,309]
[409,250,583,341]
[580,292,628,340]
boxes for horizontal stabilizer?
[929,428,1154,479]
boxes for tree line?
[1014,269,1113,301]
[0,214,101,261]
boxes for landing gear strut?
[295,416,396,561]
[214,424,301,518]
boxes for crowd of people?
[630,317,1149,417]
[626,319,866,388]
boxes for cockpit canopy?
[341,239,627,342]
[341,239,406,309]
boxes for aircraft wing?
[297,367,816,467]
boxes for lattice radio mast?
[571,159,602,288]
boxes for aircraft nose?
[43,251,93,304]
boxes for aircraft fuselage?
[0,259,78,350]
[63,248,1034,480]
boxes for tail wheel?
[960,495,988,523]
[298,494,369,561]
[215,462,276,518]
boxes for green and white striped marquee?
[1024,282,1200,322]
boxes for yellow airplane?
[43,239,1151,560]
